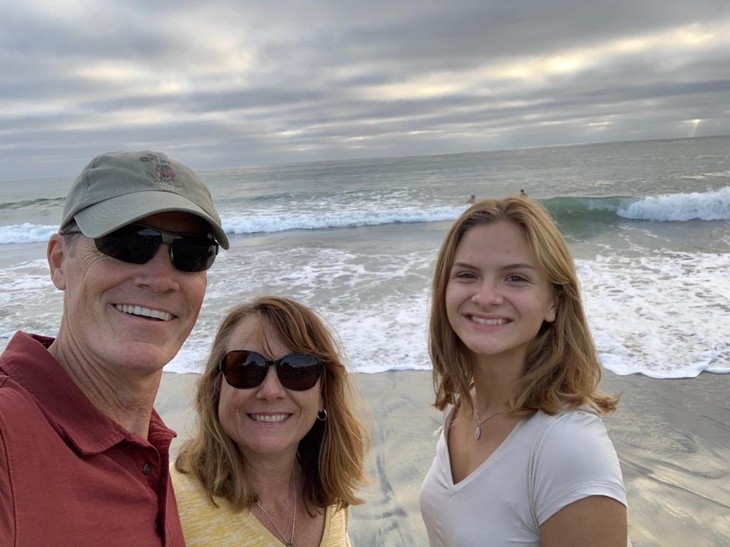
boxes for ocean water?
[1,136,729,379]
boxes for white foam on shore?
[164,243,730,379]
[580,251,730,378]
[167,244,435,374]
[2,238,727,380]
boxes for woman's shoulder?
[321,504,351,547]
[170,465,232,512]
[170,465,201,494]
[170,467,258,545]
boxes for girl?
[420,197,629,546]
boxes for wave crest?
[617,186,730,221]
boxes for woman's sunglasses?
[219,350,324,391]
[64,223,219,272]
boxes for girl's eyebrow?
[451,261,538,271]
[503,263,538,271]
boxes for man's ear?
[47,233,68,290]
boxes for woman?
[419,197,629,546]
[173,296,369,546]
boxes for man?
[0,151,229,545]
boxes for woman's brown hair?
[175,296,369,513]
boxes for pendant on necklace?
[474,408,505,441]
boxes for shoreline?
[156,370,730,546]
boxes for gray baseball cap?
[61,150,229,249]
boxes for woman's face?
[217,315,323,464]
[445,220,557,366]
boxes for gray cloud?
[1,0,729,179]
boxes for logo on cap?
[140,153,183,187]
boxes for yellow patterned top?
[171,467,351,546]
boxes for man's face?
[49,212,209,377]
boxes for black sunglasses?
[65,223,218,272]
[219,350,324,391]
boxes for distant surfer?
[467,194,476,204]
[520,189,527,196]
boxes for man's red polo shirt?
[0,331,185,546]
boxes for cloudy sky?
[1,0,729,180]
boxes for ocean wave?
[616,186,730,221]
[224,205,466,235]
[0,197,64,210]
[224,188,729,235]
[544,186,730,222]
[2,187,728,244]
[0,206,465,244]
[0,223,57,244]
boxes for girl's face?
[445,220,557,366]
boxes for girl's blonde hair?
[429,196,617,416]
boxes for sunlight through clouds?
[688,119,703,137]
[358,19,730,105]
[1,1,729,178]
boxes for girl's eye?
[507,274,528,283]
[453,270,477,280]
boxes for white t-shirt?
[419,408,627,546]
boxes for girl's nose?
[471,281,503,307]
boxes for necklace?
[474,408,505,440]
[256,467,296,547]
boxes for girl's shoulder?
[525,406,605,435]
[527,408,618,469]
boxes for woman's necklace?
[256,467,297,547]
[474,408,505,440]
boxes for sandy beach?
[156,370,730,547]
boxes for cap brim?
[74,191,230,249]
